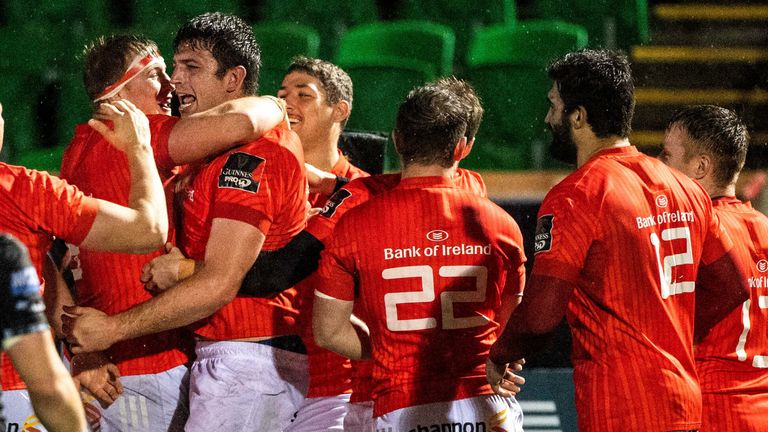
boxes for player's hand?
[61,305,117,353]
[141,242,195,294]
[305,163,337,195]
[71,351,124,408]
[486,357,526,398]
[89,99,151,153]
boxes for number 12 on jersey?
[650,227,695,299]
[382,265,489,332]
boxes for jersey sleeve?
[531,183,595,283]
[28,169,99,245]
[0,235,49,350]
[315,216,358,301]
[210,150,274,235]
[306,179,373,243]
[700,208,734,265]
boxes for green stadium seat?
[253,23,321,96]
[395,0,517,72]
[465,21,588,170]
[255,0,379,59]
[335,58,436,171]
[531,0,649,50]
[335,20,455,77]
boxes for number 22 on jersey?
[382,265,489,332]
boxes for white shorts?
[375,394,523,432]
[185,340,308,431]
[84,364,189,431]
[284,394,350,431]
[344,400,375,432]
[2,389,49,431]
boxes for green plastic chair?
[532,0,648,50]
[395,0,517,72]
[256,0,379,60]
[336,20,455,77]
[253,23,321,96]
[465,21,588,170]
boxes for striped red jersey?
[57,115,191,377]
[532,146,731,431]
[0,163,98,389]
[307,168,487,242]
[317,175,526,416]
[696,197,768,431]
[177,126,306,339]
[301,153,369,398]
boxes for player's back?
[536,146,727,430]
[697,198,768,392]
[335,175,525,416]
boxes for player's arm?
[694,249,749,342]
[78,100,168,254]
[6,332,87,432]
[64,218,263,353]
[498,263,526,334]
[486,274,572,397]
[167,96,286,164]
[313,293,371,360]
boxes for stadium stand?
[252,23,321,96]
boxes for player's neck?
[401,163,456,179]
[303,141,340,172]
[707,182,736,199]
[578,136,630,167]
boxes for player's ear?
[695,153,712,180]
[332,100,351,124]
[570,106,588,130]
[225,66,247,93]
[453,136,473,162]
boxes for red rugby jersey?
[58,115,191,376]
[177,126,306,339]
[317,175,526,416]
[696,197,768,431]
[300,153,368,398]
[532,146,731,431]
[308,168,487,404]
[0,163,98,389]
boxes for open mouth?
[157,96,172,112]
[177,94,196,111]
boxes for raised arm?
[167,96,287,164]
[79,100,168,254]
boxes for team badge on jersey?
[319,188,352,218]
[218,152,264,193]
[534,214,554,254]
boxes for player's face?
[545,83,577,164]
[660,123,699,178]
[119,64,173,115]
[171,44,230,117]
[278,71,338,152]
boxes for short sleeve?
[148,114,180,177]
[307,181,369,243]
[29,169,99,245]
[211,150,273,235]
[531,184,595,283]
[315,218,358,301]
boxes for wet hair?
[394,78,481,167]
[174,12,260,95]
[433,76,484,140]
[667,105,749,187]
[82,34,158,106]
[287,57,353,108]
[548,49,634,138]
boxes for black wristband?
[333,176,350,194]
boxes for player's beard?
[548,119,577,165]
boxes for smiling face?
[278,71,342,152]
[118,63,173,115]
[171,43,231,117]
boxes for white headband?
[94,49,165,102]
